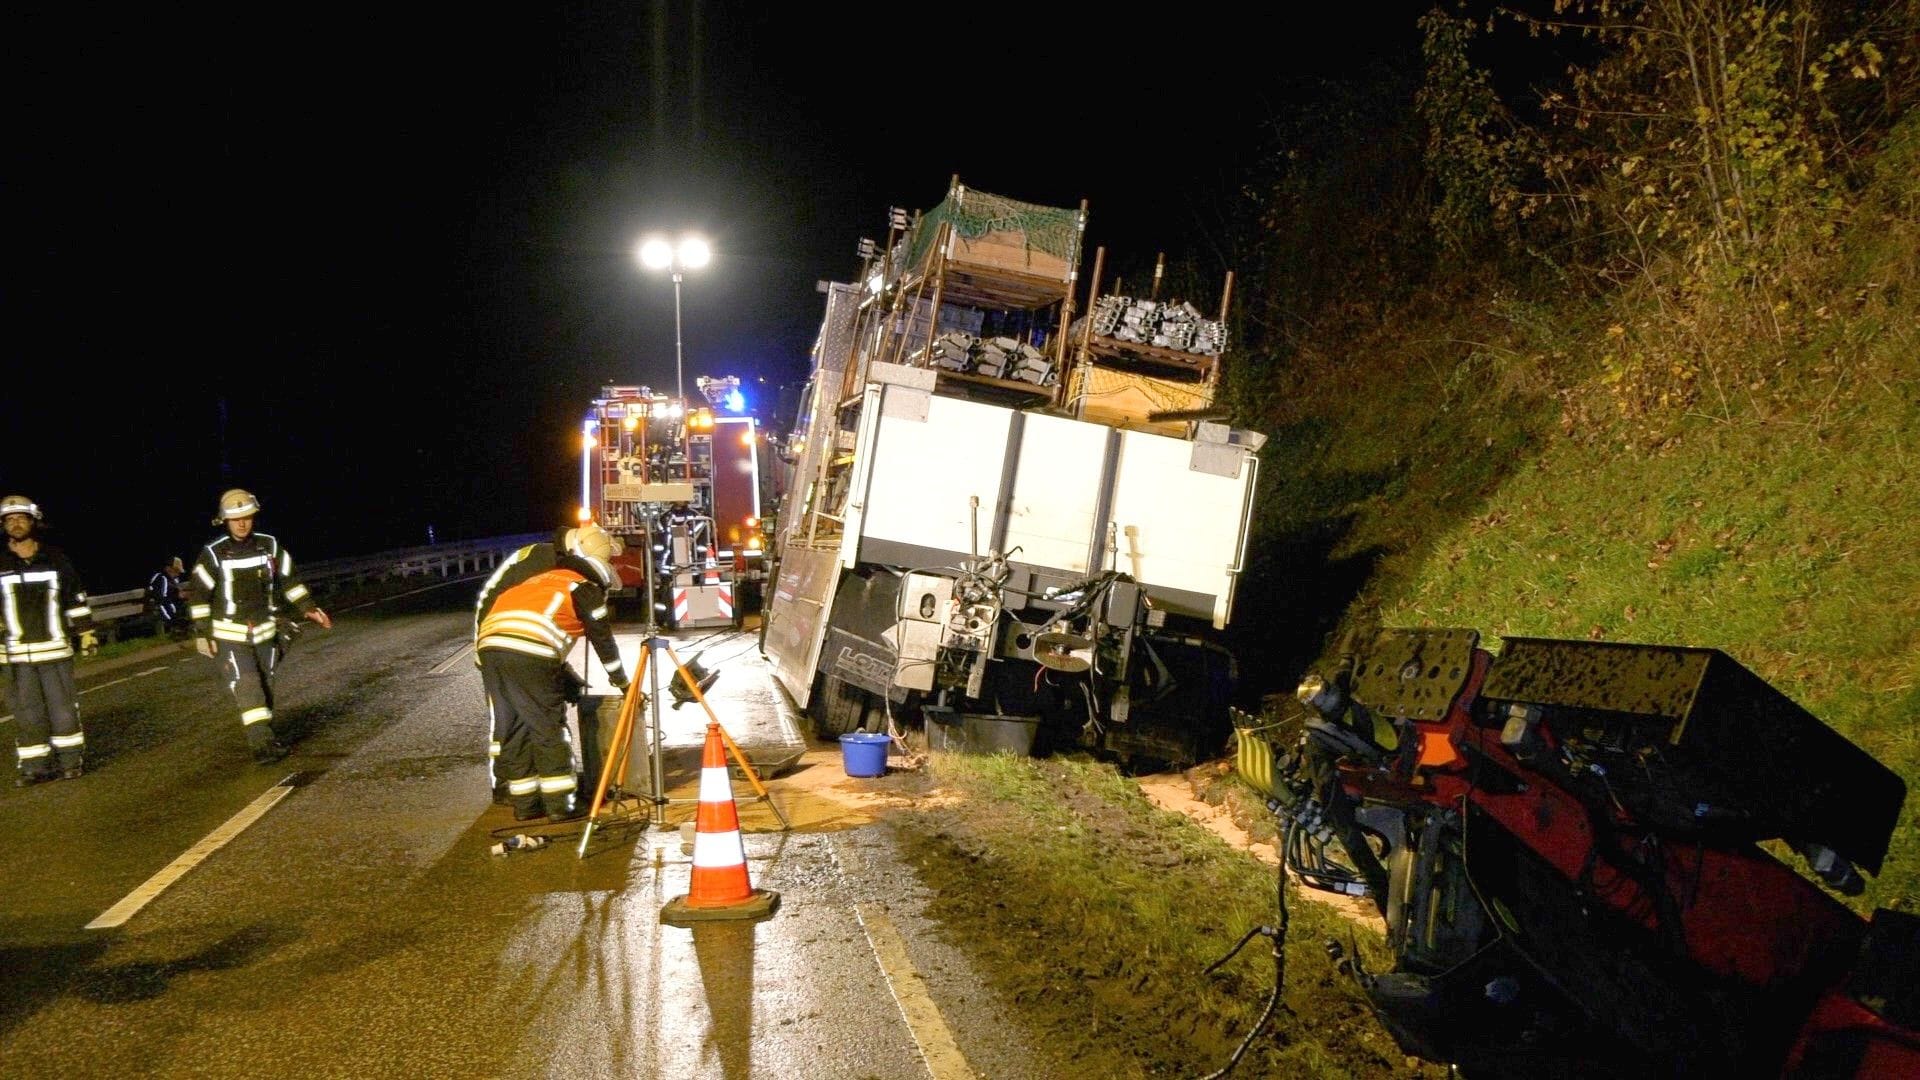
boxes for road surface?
[0,579,1071,1078]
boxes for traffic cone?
[661,721,779,925]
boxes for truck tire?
[813,674,879,738]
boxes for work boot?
[512,802,546,822]
[252,741,291,765]
[16,770,55,788]
[61,764,85,781]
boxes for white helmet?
[213,488,262,526]
[565,523,622,588]
[565,522,615,562]
[0,494,42,521]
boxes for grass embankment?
[897,751,1443,1079]
[1226,112,1920,914]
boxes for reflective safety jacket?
[188,532,319,645]
[0,544,94,663]
[476,567,626,683]
[473,535,615,644]
[474,539,559,644]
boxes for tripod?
[576,510,788,857]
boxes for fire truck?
[579,377,769,629]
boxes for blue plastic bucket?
[839,732,890,777]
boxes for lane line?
[855,901,979,1080]
[0,665,170,724]
[85,776,297,930]
[428,641,475,675]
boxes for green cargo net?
[902,183,1083,274]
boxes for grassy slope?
[900,752,1445,1079]
[1226,111,1920,913]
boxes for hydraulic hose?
[1198,818,1296,1078]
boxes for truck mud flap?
[820,625,896,700]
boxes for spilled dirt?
[727,743,959,832]
[746,739,1383,933]
[1135,761,1385,935]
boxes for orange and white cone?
[661,721,779,925]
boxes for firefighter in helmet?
[473,522,628,804]
[187,489,332,765]
[476,521,629,821]
[2,495,97,784]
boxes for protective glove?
[78,629,100,657]
[194,637,217,659]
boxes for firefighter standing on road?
[2,495,97,785]
[188,489,331,765]
[476,523,629,821]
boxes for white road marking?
[428,641,475,675]
[0,666,169,724]
[85,776,297,930]
[856,901,978,1080]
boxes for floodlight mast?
[637,234,711,480]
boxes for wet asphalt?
[0,580,1069,1079]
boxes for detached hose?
[1198,819,1295,1079]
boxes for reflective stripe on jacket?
[476,568,626,682]
[0,546,93,663]
[189,532,317,638]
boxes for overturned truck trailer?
[762,181,1264,766]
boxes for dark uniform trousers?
[481,649,579,819]
[10,660,82,776]
[219,638,282,752]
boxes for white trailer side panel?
[1107,430,1253,629]
[858,392,1013,559]
[1003,413,1107,575]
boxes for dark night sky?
[11,2,1439,591]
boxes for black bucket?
[925,706,1039,756]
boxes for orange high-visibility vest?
[476,568,589,661]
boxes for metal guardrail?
[88,533,545,641]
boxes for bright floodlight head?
[638,237,674,270]
[677,236,711,269]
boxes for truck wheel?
[814,674,877,738]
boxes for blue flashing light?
[724,389,746,413]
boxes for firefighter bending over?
[476,525,629,822]
[472,523,625,803]
[2,495,97,784]
[188,489,331,765]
